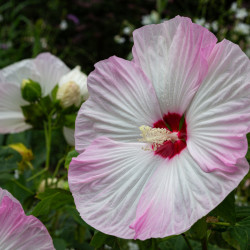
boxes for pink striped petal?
[132,16,217,114]
[75,56,162,153]
[69,137,160,239]
[130,150,249,240]
[186,40,250,173]
[0,188,54,250]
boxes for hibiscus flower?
[0,53,88,146]
[68,16,250,240]
[0,188,54,250]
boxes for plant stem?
[52,156,65,178]
[207,221,231,226]
[12,179,34,194]
[27,168,47,181]
[44,115,52,170]
[201,236,208,250]
[181,234,193,250]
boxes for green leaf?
[0,147,21,173]
[21,103,45,129]
[32,188,74,217]
[65,150,79,170]
[236,206,250,220]
[51,84,59,102]
[53,238,67,250]
[210,190,236,224]
[189,216,207,239]
[90,231,110,248]
[21,79,42,102]
[222,216,250,250]
[246,133,250,161]
[64,113,77,128]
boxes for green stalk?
[44,115,52,170]
[181,234,193,250]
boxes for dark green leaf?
[90,231,110,248]
[51,84,59,102]
[32,188,74,217]
[210,190,236,224]
[0,147,21,173]
[222,216,250,250]
[64,113,77,128]
[188,216,207,239]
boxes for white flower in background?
[231,2,238,11]
[141,15,151,25]
[59,20,68,30]
[194,18,210,30]
[57,66,88,108]
[63,127,75,146]
[114,35,126,44]
[123,26,132,35]
[234,23,250,35]
[231,2,248,20]
[0,53,87,146]
[211,21,219,32]
[194,18,205,26]
[141,10,160,25]
[235,8,248,19]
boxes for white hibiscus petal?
[63,127,75,146]
[0,59,39,87]
[187,39,250,173]
[0,188,54,250]
[33,53,70,96]
[0,82,31,133]
[130,149,249,240]
[132,16,217,114]
[75,56,162,153]
[69,137,159,239]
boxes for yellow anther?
[139,125,178,151]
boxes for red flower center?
[153,113,187,159]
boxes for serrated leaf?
[65,150,79,170]
[210,190,236,224]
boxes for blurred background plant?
[0,0,249,249]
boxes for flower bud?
[21,79,42,102]
[9,143,33,170]
[56,80,81,108]
[57,66,88,108]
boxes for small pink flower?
[0,188,54,250]
[68,16,250,239]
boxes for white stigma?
[139,125,178,151]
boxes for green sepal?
[65,150,79,170]
[51,84,59,102]
[21,79,42,102]
[64,113,77,128]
